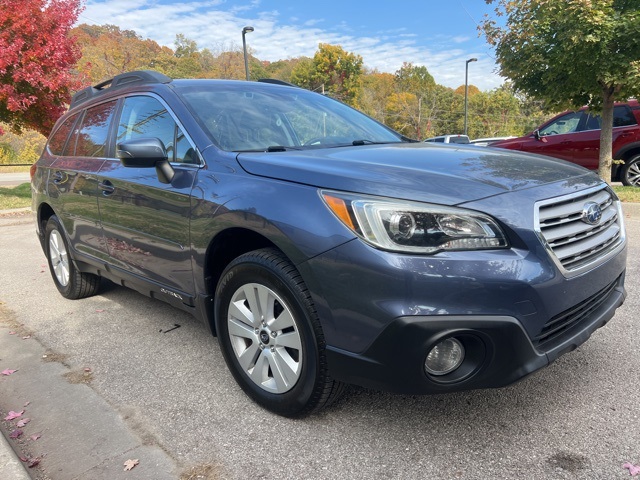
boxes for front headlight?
[321,190,508,254]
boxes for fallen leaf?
[9,429,23,439]
[22,335,31,340]
[624,462,640,476]
[95,309,105,313]
[16,418,30,427]
[19,455,28,462]
[1,369,17,375]
[124,459,139,471]
[30,433,41,441]
[8,331,16,335]
[23,401,30,407]
[4,410,24,421]
[28,458,40,468]
[84,367,92,372]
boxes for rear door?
[97,94,200,302]
[47,101,118,261]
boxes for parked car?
[424,134,470,144]
[491,101,640,186]
[32,71,627,417]
[469,136,516,147]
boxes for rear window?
[47,113,80,156]
[73,101,117,158]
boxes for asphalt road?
[0,212,638,480]
[0,172,30,186]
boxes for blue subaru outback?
[31,71,627,416]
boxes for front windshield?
[175,82,403,152]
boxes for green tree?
[482,0,640,182]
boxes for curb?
[0,431,30,480]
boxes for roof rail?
[70,70,172,109]
[258,78,299,88]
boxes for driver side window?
[539,111,583,136]
[117,96,198,164]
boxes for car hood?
[236,142,594,205]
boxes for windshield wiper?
[351,139,403,146]
[235,145,302,153]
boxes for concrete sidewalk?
[0,311,179,479]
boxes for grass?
[1,182,639,212]
[0,182,32,210]
[612,186,640,203]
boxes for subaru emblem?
[581,202,602,225]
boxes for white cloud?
[80,0,503,90]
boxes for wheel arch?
[36,202,56,250]
[613,143,640,181]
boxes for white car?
[424,134,470,144]
[469,136,516,147]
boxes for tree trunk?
[598,87,615,184]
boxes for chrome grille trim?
[535,185,626,277]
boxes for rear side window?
[73,101,118,157]
[47,113,80,156]
[613,105,637,127]
[117,96,198,164]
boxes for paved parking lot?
[0,212,638,479]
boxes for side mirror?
[116,138,175,184]
[533,130,541,140]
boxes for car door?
[97,94,200,302]
[526,111,599,169]
[47,101,117,261]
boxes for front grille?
[533,275,621,347]
[536,186,624,274]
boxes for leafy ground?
[1,183,639,211]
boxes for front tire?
[214,248,344,417]
[622,154,640,186]
[45,216,100,299]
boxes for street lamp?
[464,57,477,136]
[242,26,254,81]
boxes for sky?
[79,0,505,91]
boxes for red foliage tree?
[0,0,83,136]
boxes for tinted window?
[72,101,117,157]
[613,105,637,127]
[539,111,583,136]
[434,138,445,143]
[48,113,80,156]
[117,96,197,164]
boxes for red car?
[492,100,640,186]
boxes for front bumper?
[325,274,626,394]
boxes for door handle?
[98,180,115,195]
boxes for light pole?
[464,57,477,136]
[242,26,254,81]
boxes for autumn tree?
[0,0,83,135]
[291,44,363,106]
[359,72,396,124]
[482,0,640,182]
[73,24,164,83]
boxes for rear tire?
[621,154,640,186]
[45,216,100,299]
[214,248,344,417]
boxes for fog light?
[425,338,465,376]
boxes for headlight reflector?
[321,191,508,253]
